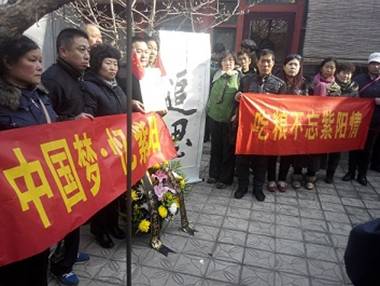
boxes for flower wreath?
[131,160,188,234]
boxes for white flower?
[169,202,178,215]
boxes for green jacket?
[207,70,239,122]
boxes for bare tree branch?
[62,0,258,48]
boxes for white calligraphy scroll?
[159,31,211,183]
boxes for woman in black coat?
[83,44,138,248]
[0,36,57,286]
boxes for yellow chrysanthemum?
[179,179,186,190]
[151,163,161,170]
[165,192,174,201]
[158,205,168,218]
[138,219,150,232]
[131,190,139,201]
[162,161,169,168]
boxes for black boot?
[95,232,114,248]
[325,170,334,184]
[234,186,247,199]
[357,174,368,186]
[342,171,355,181]
[253,187,265,202]
[109,226,126,239]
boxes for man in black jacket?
[234,49,286,201]
[42,28,92,286]
[342,52,380,185]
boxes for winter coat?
[281,76,310,96]
[207,69,240,123]
[42,58,86,120]
[336,79,359,97]
[0,78,57,130]
[354,73,380,128]
[240,73,286,94]
[83,72,127,116]
[312,73,341,96]
[117,63,143,103]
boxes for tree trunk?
[0,0,76,39]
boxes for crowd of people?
[0,25,160,286]
[206,41,380,203]
[0,22,379,286]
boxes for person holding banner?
[270,54,312,191]
[0,36,57,286]
[324,62,358,184]
[82,44,132,248]
[343,52,380,185]
[42,28,93,286]
[206,50,240,189]
[234,49,286,201]
[312,58,341,97]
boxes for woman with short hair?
[206,50,240,189]
[83,44,132,248]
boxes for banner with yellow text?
[236,93,375,155]
[0,113,176,266]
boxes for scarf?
[312,73,336,96]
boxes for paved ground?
[49,143,380,285]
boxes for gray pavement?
[49,143,380,285]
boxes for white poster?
[159,31,211,183]
[139,67,168,112]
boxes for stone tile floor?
[49,144,380,285]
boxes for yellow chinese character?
[320,111,335,139]
[147,115,161,153]
[348,111,362,138]
[305,113,320,140]
[289,112,304,140]
[3,148,53,228]
[271,111,288,140]
[132,121,151,164]
[335,112,349,139]
[106,128,137,174]
[73,133,100,196]
[41,139,87,213]
[251,111,269,141]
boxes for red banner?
[0,113,176,266]
[236,93,375,155]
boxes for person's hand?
[157,110,168,117]
[235,91,242,102]
[132,100,145,113]
[75,112,94,120]
[375,98,380,105]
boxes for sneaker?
[277,181,287,192]
[291,174,303,190]
[305,176,316,190]
[57,272,79,286]
[76,252,90,263]
[267,181,277,192]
